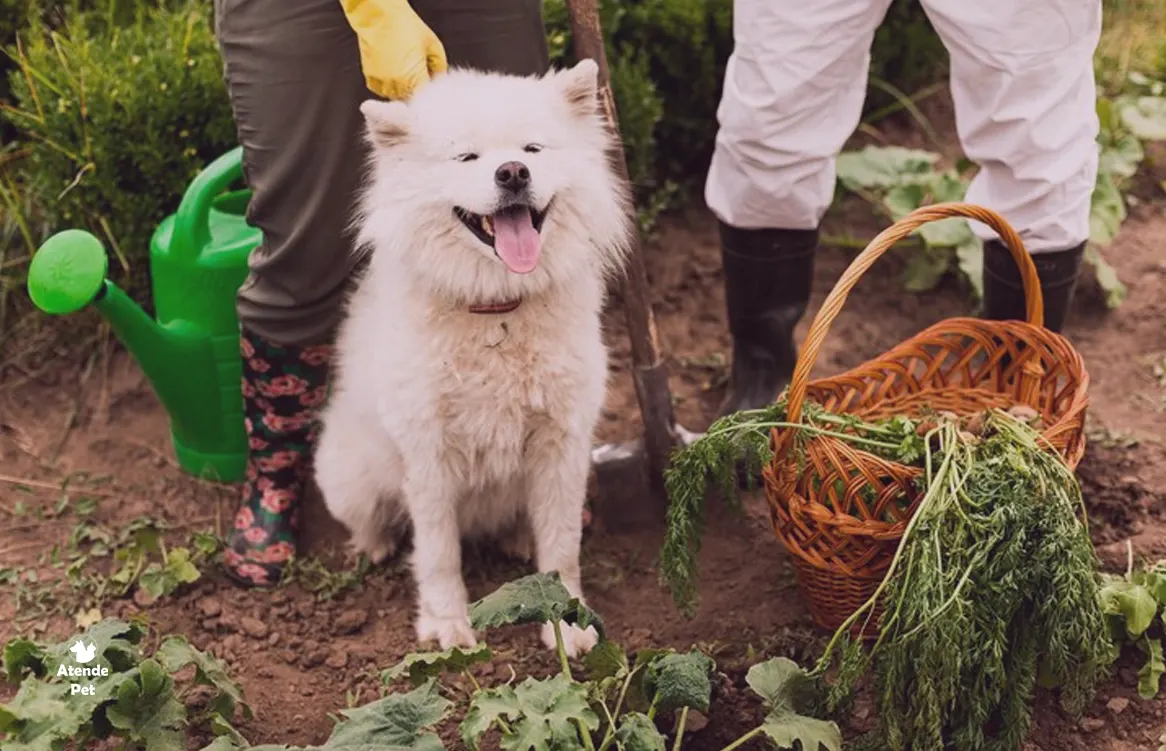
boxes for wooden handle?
[784,202,1042,425]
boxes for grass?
[1097,0,1166,93]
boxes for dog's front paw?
[416,612,478,649]
[541,621,599,658]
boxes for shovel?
[564,0,701,523]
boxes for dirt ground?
[1,105,1165,749]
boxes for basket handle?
[783,202,1042,426]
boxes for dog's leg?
[525,431,598,658]
[403,471,477,649]
[315,415,404,565]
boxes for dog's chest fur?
[423,306,603,486]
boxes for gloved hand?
[339,0,447,100]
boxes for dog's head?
[355,59,631,304]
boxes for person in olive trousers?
[213,0,551,587]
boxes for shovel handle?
[564,0,679,494]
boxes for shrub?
[2,0,234,274]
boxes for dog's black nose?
[495,161,530,193]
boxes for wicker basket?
[761,203,1090,636]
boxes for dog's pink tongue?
[493,208,541,274]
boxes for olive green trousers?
[213,0,549,345]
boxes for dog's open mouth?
[454,202,549,274]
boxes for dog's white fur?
[314,59,631,657]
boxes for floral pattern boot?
[222,328,332,587]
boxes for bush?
[2,0,234,274]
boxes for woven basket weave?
[761,203,1090,636]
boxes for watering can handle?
[170,147,247,263]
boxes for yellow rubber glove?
[339,0,447,101]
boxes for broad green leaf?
[155,636,248,720]
[469,572,605,639]
[1137,637,1165,700]
[746,659,841,751]
[1084,245,1128,309]
[901,247,952,292]
[383,644,492,687]
[198,738,246,751]
[3,638,45,681]
[1099,578,1158,636]
[106,660,187,751]
[462,684,522,749]
[1119,96,1166,141]
[955,237,984,301]
[0,669,134,751]
[643,651,714,714]
[1098,133,1144,180]
[883,183,926,220]
[462,674,598,751]
[1089,173,1127,246]
[583,641,628,681]
[325,680,451,751]
[835,146,939,191]
[614,712,666,751]
[624,649,670,713]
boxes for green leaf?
[901,246,953,292]
[1119,96,1166,141]
[583,641,628,681]
[614,713,666,751]
[955,237,984,301]
[835,146,939,191]
[462,674,598,751]
[105,659,187,751]
[0,668,135,751]
[746,658,842,751]
[3,638,46,681]
[1089,173,1127,247]
[468,572,605,640]
[643,651,714,714]
[154,636,248,721]
[382,644,492,687]
[1099,578,1159,637]
[1098,132,1144,180]
[883,183,926,219]
[325,680,451,750]
[1084,245,1128,310]
[1137,637,1165,700]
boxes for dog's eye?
[523,144,544,154]
[455,153,479,162]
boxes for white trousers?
[704,0,1103,253]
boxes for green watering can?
[26,147,261,483]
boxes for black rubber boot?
[717,222,818,418]
[981,240,1086,333]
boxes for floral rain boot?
[222,328,332,587]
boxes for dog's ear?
[360,100,411,148]
[553,58,599,120]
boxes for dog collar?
[468,299,522,315]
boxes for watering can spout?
[27,229,245,481]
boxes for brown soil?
[2,106,1165,750]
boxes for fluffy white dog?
[313,59,631,657]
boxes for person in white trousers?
[705,0,1103,416]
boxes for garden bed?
[1,107,1165,748]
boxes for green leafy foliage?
[1099,558,1166,699]
[812,411,1111,751]
[462,673,600,751]
[0,618,248,751]
[642,651,714,714]
[3,0,235,282]
[469,571,606,640]
[381,644,493,688]
[746,659,842,751]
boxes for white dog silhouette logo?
[69,639,97,664]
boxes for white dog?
[313,59,631,657]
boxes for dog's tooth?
[482,215,494,235]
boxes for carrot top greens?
[659,403,1112,751]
